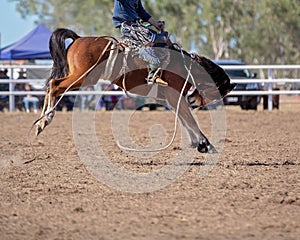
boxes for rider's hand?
[157,21,165,31]
[148,18,165,31]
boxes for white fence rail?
[0,64,299,111]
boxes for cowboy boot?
[153,68,168,86]
[154,76,168,86]
[147,68,168,86]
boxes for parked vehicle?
[214,60,262,110]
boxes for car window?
[225,69,250,78]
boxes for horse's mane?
[170,43,217,75]
[170,44,233,97]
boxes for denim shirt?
[113,0,151,28]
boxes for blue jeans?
[120,21,160,71]
[23,96,39,112]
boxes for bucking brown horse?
[35,28,235,153]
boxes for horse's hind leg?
[35,74,85,135]
[35,77,69,135]
[166,92,217,153]
[35,82,57,135]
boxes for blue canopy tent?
[0,23,52,60]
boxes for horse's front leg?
[166,91,217,153]
[180,108,217,153]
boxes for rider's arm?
[136,0,151,22]
[136,1,164,31]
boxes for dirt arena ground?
[0,98,299,240]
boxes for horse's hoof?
[35,117,49,136]
[197,139,218,154]
[197,143,208,153]
[36,126,42,136]
[35,110,55,136]
[207,144,218,154]
[35,121,46,136]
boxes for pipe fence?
[0,64,299,111]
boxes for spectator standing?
[102,84,120,111]
[0,69,9,111]
[23,84,39,113]
[0,69,9,90]
[15,70,27,111]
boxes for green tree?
[12,0,115,35]
[11,0,300,64]
[241,0,300,64]
[143,0,202,51]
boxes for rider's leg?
[138,47,168,86]
[120,21,168,86]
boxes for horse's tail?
[47,28,80,86]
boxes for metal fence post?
[267,68,273,111]
[8,68,15,112]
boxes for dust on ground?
[0,103,299,239]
